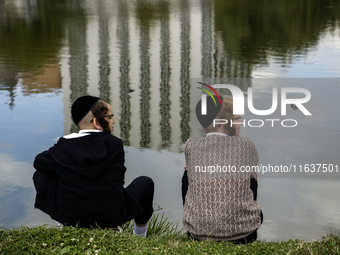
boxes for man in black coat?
[33,96,154,236]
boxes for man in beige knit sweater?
[182,96,263,244]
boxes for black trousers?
[181,171,263,244]
[33,172,154,227]
[126,176,154,225]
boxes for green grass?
[122,213,181,237]
[121,213,181,237]
[0,214,339,254]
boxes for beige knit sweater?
[183,134,262,241]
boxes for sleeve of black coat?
[33,149,59,173]
[107,136,127,186]
[118,139,126,186]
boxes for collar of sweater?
[206,132,229,137]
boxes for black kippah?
[71,95,100,125]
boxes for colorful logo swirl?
[196,82,222,106]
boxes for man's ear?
[92,118,103,131]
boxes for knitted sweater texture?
[183,134,262,240]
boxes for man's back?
[33,132,141,227]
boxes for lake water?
[0,0,340,241]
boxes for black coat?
[33,132,142,227]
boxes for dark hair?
[91,99,111,134]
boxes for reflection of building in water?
[0,61,61,108]
[159,1,171,148]
[137,3,152,149]
[0,63,18,109]
[117,1,132,146]
[179,0,191,144]
[21,63,61,95]
[97,1,111,102]
[201,0,214,79]
[61,0,253,152]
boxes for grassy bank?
[1,215,339,254]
